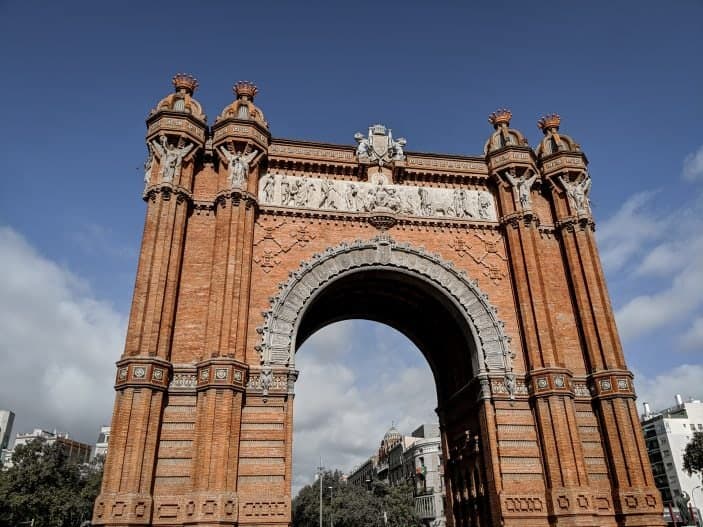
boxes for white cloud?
[599,186,703,343]
[680,317,703,351]
[597,191,664,272]
[293,321,436,492]
[683,145,703,182]
[0,226,125,446]
[634,364,703,414]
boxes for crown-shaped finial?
[234,81,258,100]
[488,108,512,129]
[172,73,198,95]
[538,113,561,132]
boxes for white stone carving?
[151,135,194,183]
[143,144,154,188]
[219,145,258,188]
[504,169,538,210]
[559,173,591,215]
[169,373,197,389]
[258,174,497,221]
[354,124,406,166]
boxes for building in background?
[0,409,15,450]
[94,425,111,459]
[13,429,91,464]
[347,423,445,527]
[641,395,703,525]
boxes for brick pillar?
[542,158,664,527]
[94,141,201,526]
[488,148,602,526]
[188,102,270,524]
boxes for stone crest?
[354,124,406,166]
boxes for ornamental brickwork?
[94,76,664,527]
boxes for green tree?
[293,471,422,527]
[0,438,103,527]
[684,431,703,481]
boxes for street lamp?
[328,486,334,527]
[692,485,702,527]
[318,462,325,527]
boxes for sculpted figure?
[418,188,432,216]
[319,179,338,209]
[260,174,275,202]
[392,136,407,160]
[354,132,371,160]
[219,144,258,188]
[151,135,194,183]
[280,175,291,206]
[478,192,492,219]
[504,169,538,210]
[345,183,359,210]
[143,144,154,187]
[560,173,591,215]
[292,179,309,207]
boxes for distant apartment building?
[13,428,91,464]
[641,395,703,525]
[0,409,15,450]
[348,423,446,527]
[94,425,111,458]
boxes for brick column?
[543,158,664,526]
[189,101,270,525]
[488,147,602,526]
[94,157,199,526]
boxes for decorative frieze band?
[246,367,298,396]
[257,173,497,222]
[115,358,171,391]
[146,113,206,141]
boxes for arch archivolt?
[256,233,514,377]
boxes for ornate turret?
[144,74,206,191]
[536,113,581,159]
[149,73,206,124]
[216,81,268,128]
[483,108,529,154]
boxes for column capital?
[195,357,249,392]
[115,357,171,391]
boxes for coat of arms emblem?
[354,124,406,166]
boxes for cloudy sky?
[1,1,702,493]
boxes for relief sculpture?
[258,173,497,221]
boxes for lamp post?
[692,485,702,527]
[318,462,325,527]
[328,486,334,527]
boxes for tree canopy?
[293,470,423,527]
[0,438,103,527]
[684,430,703,481]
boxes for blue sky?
[1,1,702,490]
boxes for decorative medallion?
[200,369,210,381]
[234,371,243,381]
[118,367,128,381]
[215,368,228,380]
[600,379,612,391]
[537,377,548,389]
[152,368,164,381]
[133,366,146,379]
[617,378,628,390]
[554,375,565,388]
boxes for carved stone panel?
[258,173,497,221]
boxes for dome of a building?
[216,81,268,128]
[383,425,402,445]
[536,114,580,158]
[150,73,206,123]
[484,108,529,154]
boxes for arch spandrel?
[256,234,514,380]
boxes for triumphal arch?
[94,75,664,527]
